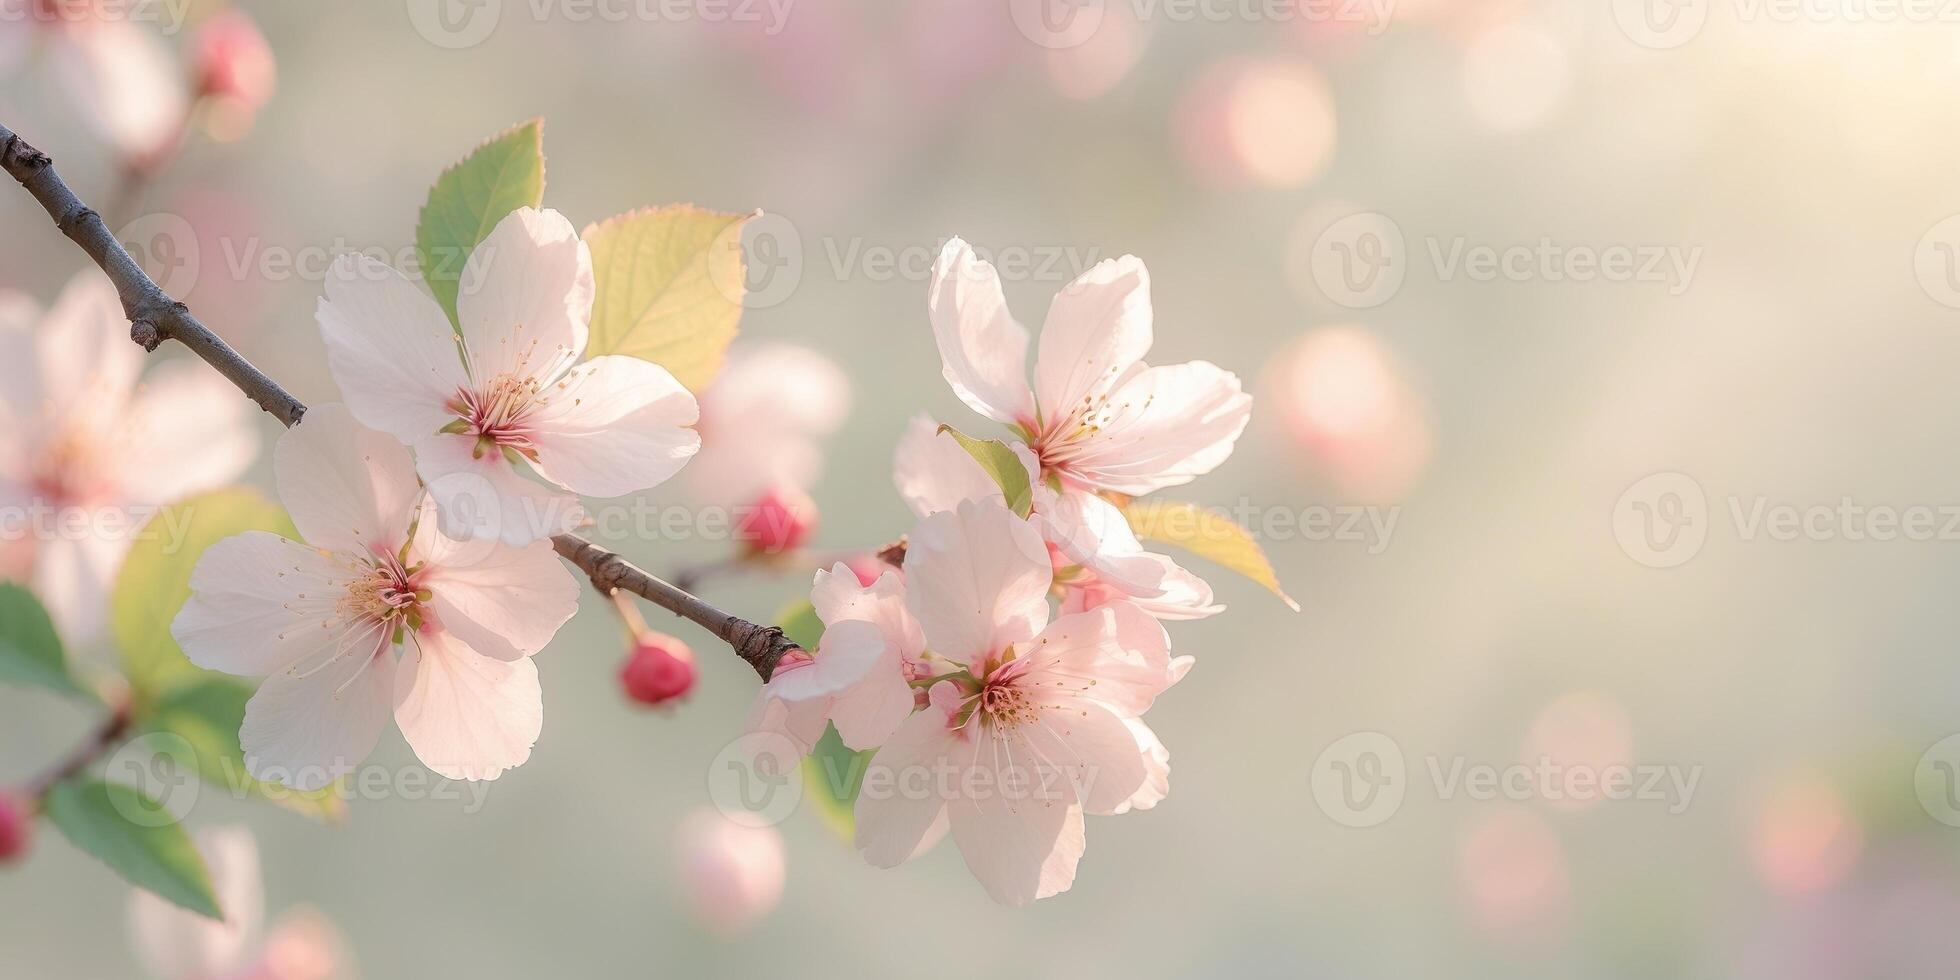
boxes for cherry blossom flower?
[171,404,580,789]
[674,808,785,935]
[853,498,1186,905]
[0,271,256,643]
[128,826,352,980]
[929,237,1252,496]
[746,561,930,754]
[318,206,700,546]
[685,341,850,506]
[893,414,1220,621]
[2,1,189,163]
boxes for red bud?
[621,633,696,706]
[0,792,31,863]
[735,486,815,555]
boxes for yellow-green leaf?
[937,424,1033,518]
[416,119,547,324]
[802,724,872,842]
[583,205,753,391]
[44,779,221,919]
[112,488,295,698]
[1121,499,1299,611]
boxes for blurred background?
[8,0,1960,976]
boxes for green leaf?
[802,724,872,841]
[415,119,547,324]
[773,598,824,651]
[142,677,347,823]
[583,205,753,391]
[1122,499,1300,611]
[0,583,89,698]
[43,779,221,919]
[112,488,295,698]
[936,424,1033,518]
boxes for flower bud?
[190,10,275,139]
[735,485,815,555]
[844,554,884,587]
[620,632,696,706]
[0,791,31,863]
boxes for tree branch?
[0,120,795,681]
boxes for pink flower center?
[449,373,544,459]
[335,554,428,629]
[27,427,108,505]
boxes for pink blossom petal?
[1033,255,1153,426]
[275,404,422,556]
[456,207,592,381]
[393,629,542,782]
[902,499,1051,666]
[526,354,700,498]
[317,255,468,442]
[929,238,1034,426]
[241,631,397,792]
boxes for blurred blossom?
[898,0,1015,104]
[1520,691,1633,812]
[1733,842,1960,979]
[675,807,785,935]
[1748,772,1863,895]
[0,271,257,644]
[189,10,275,142]
[1176,57,1336,189]
[1266,327,1431,502]
[735,483,817,555]
[708,3,860,113]
[129,825,353,980]
[687,342,851,506]
[1046,3,1146,101]
[1459,21,1568,133]
[32,7,187,163]
[1457,807,1570,938]
[0,790,29,863]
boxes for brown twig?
[26,697,131,802]
[0,120,796,681]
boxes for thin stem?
[26,696,131,803]
[0,119,798,681]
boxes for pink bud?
[735,486,815,555]
[190,11,275,111]
[675,808,784,935]
[620,632,696,706]
[843,554,884,587]
[0,792,31,863]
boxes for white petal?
[394,629,543,782]
[810,563,924,659]
[414,510,579,662]
[317,255,468,442]
[827,665,916,752]
[1033,254,1153,428]
[457,207,593,381]
[37,270,139,424]
[32,532,127,648]
[112,361,258,506]
[765,618,885,702]
[275,404,422,556]
[744,688,832,758]
[929,238,1035,426]
[854,682,962,868]
[1110,718,1171,815]
[54,22,186,160]
[902,499,1052,666]
[526,355,701,498]
[241,630,397,792]
[128,826,263,980]
[1022,697,1148,817]
[1022,603,1175,717]
[946,726,1087,906]
[172,531,358,678]
[891,414,1037,518]
[1056,360,1252,495]
[414,433,584,547]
